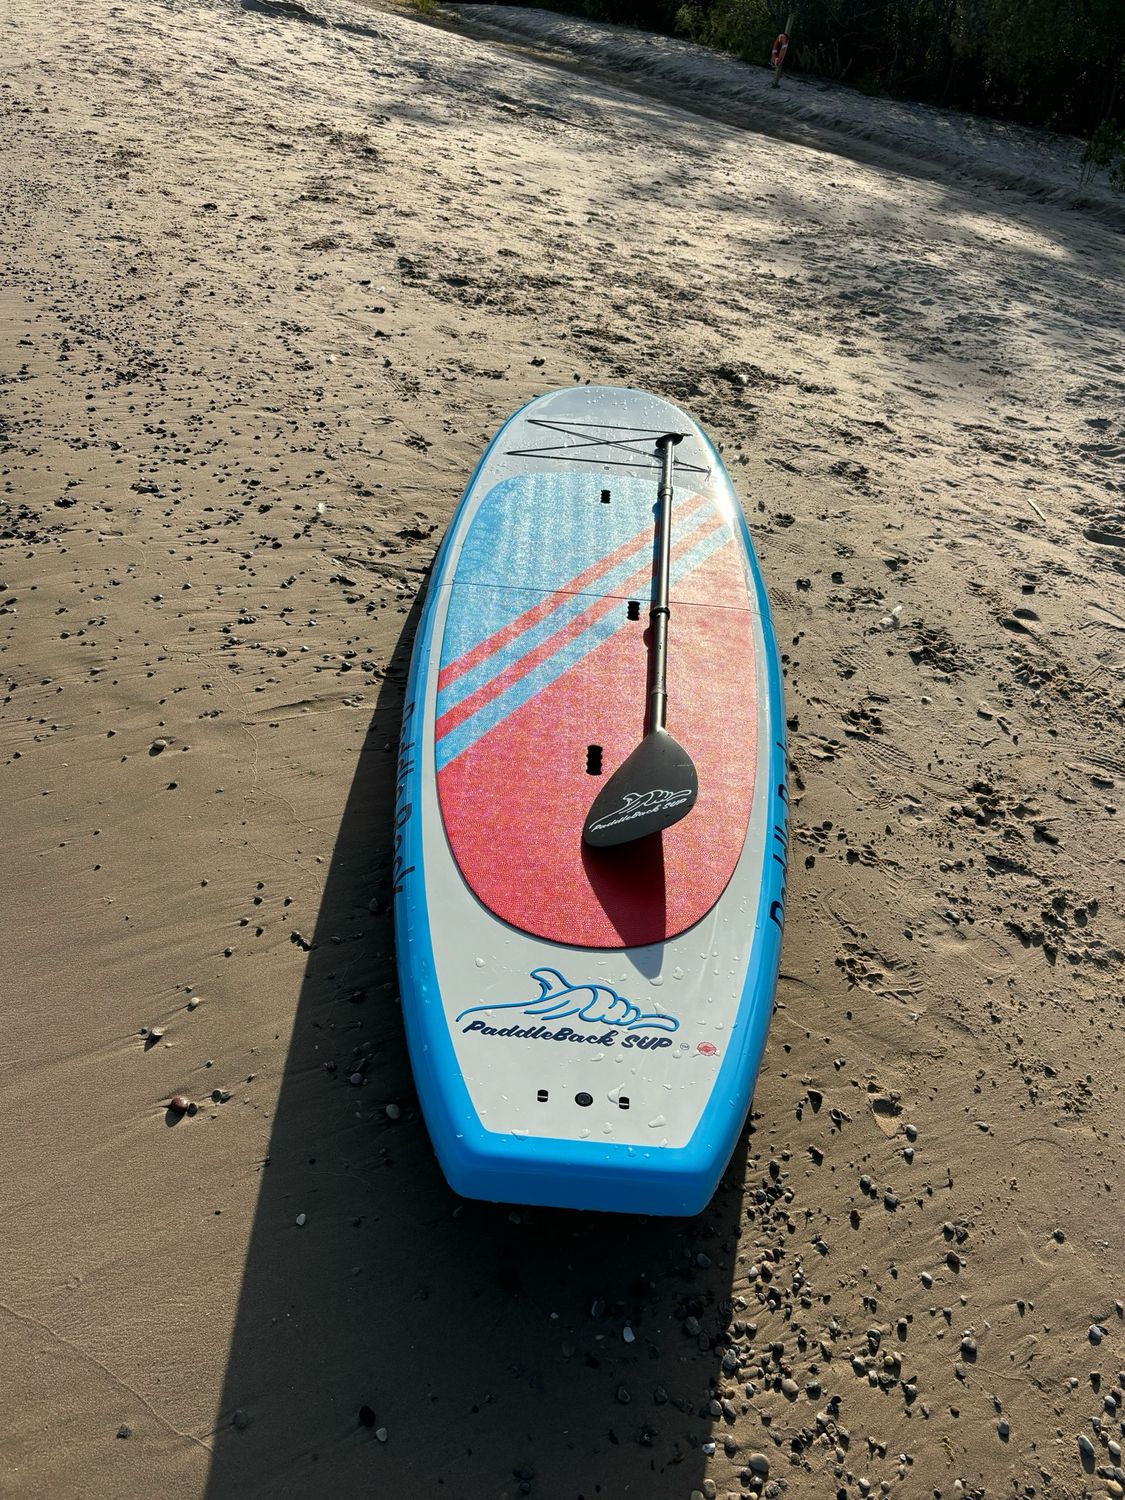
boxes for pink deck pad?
[436,542,758,948]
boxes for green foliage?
[1081,120,1125,191]
[494,0,1125,140]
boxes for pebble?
[295,1213,307,1227]
[961,1336,977,1359]
[998,1419,1009,1439]
[232,1409,249,1431]
[1078,1433,1096,1460]
[781,1377,799,1399]
[348,1072,364,1086]
[748,1454,771,1477]
[904,1123,918,1141]
[149,738,167,755]
[903,1148,914,1163]
[186,995,201,1010]
[168,1094,191,1113]
[622,1325,635,1344]
[375,1427,388,1443]
[615,1385,630,1404]
[385,1103,401,1121]
[1090,1324,1105,1344]
[116,1425,132,1439]
[701,1483,717,1500]
[921,1272,933,1288]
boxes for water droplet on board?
[649,1115,666,1128]
[651,975,663,987]
[672,966,684,980]
[474,957,484,967]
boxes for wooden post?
[771,11,796,88]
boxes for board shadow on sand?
[201,591,757,1500]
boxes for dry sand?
[2,1,1123,1497]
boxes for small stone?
[1090,1324,1105,1344]
[702,1483,717,1500]
[884,1192,899,1210]
[615,1385,630,1404]
[349,1072,364,1086]
[385,1103,401,1121]
[149,739,167,755]
[116,1425,132,1439]
[921,1272,933,1288]
[1078,1433,1095,1460]
[295,1213,307,1227]
[622,1324,635,1344]
[781,1377,799,1399]
[748,1453,771,1477]
[169,1094,191,1113]
[187,996,201,1010]
[961,1337,977,1359]
[232,1409,249,1431]
[903,1148,914,1164]
[904,1124,918,1141]
[998,1419,1009,1439]
[375,1427,388,1443]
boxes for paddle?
[582,432,699,849]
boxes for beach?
[1,1,1123,1496]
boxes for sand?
[1,1,1123,1497]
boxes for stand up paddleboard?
[393,387,788,1215]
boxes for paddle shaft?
[648,433,682,734]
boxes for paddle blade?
[582,729,699,848]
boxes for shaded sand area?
[2,1,1123,1497]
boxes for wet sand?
[2,1,1123,1497]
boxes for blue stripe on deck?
[436,525,732,772]
[444,473,703,661]
[437,504,718,721]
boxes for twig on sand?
[1024,495,1047,522]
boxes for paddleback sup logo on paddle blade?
[586,786,695,837]
[583,726,700,848]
